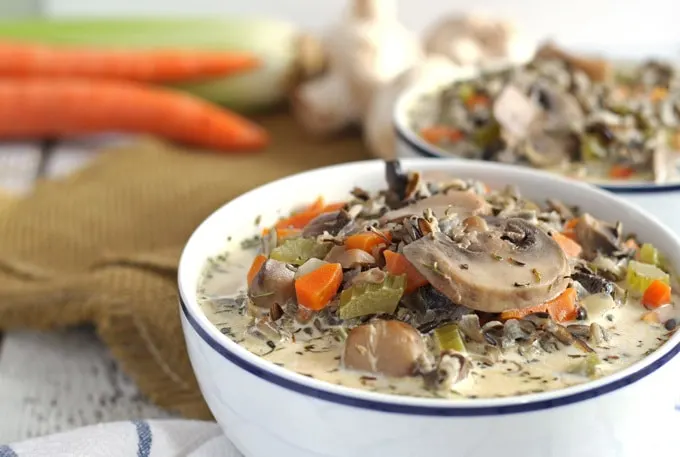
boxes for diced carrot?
[261,227,302,239]
[465,94,490,109]
[247,254,267,286]
[562,218,580,241]
[546,288,579,322]
[345,231,392,253]
[650,87,668,103]
[384,250,428,294]
[609,164,635,180]
[564,218,579,231]
[274,197,347,230]
[500,288,578,323]
[305,196,325,214]
[552,231,583,258]
[295,263,343,311]
[642,280,671,309]
[420,126,463,144]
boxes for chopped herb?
[513,282,530,287]
[422,261,445,276]
[491,253,503,261]
[254,215,262,225]
[531,268,541,282]
[606,314,614,322]
[240,236,261,250]
[295,351,304,356]
[266,340,276,350]
[460,263,469,270]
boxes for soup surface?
[198,161,678,399]
[407,47,680,185]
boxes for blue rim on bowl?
[179,159,680,417]
[392,73,680,195]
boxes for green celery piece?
[581,135,607,161]
[434,324,466,353]
[638,243,660,266]
[472,122,500,148]
[570,353,601,379]
[270,238,331,266]
[626,260,670,295]
[338,274,406,319]
[457,83,475,102]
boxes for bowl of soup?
[393,53,680,189]
[178,159,680,457]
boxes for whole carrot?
[0,78,268,151]
[0,42,260,83]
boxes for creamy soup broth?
[197,162,678,399]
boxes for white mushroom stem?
[424,14,536,69]
[291,0,422,137]
[364,54,474,159]
[350,0,397,21]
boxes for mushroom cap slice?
[402,218,570,312]
[380,190,491,223]
[248,259,296,309]
[343,320,426,377]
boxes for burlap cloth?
[0,112,369,419]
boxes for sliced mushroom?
[347,267,387,287]
[424,350,471,389]
[380,190,491,223]
[324,245,376,269]
[248,259,296,309]
[519,120,577,168]
[458,314,485,343]
[573,213,622,260]
[546,198,575,220]
[343,320,427,377]
[402,218,570,312]
[302,210,351,237]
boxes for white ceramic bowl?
[392,70,680,235]
[178,159,680,457]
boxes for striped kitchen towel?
[0,420,243,457]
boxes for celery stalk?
[626,260,669,295]
[0,18,325,111]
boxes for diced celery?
[569,353,601,379]
[270,238,331,266]
[472,122,501,148]
[338,274,406,319]
[638,243,660,266]
[581,135,607,161]
[457,83,475,103]
[626,260,670,295]
[434,324,466,353]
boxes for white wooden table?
[0,141,174,444]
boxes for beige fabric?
[0,112,369,419]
